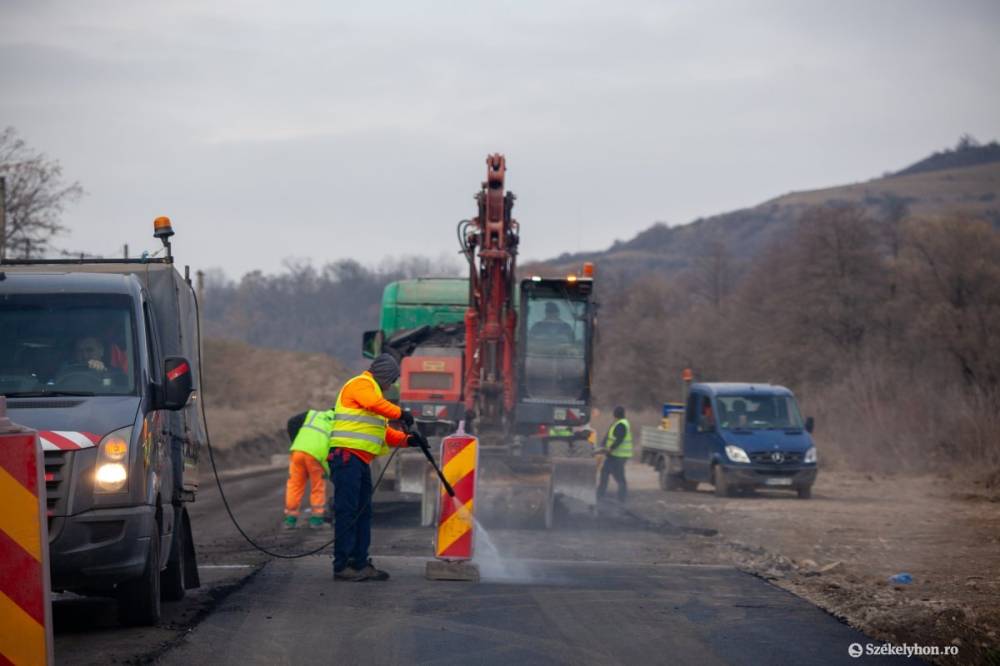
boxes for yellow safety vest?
[604,418,633,458]
[329,374,390,457]
[290,409,335,474]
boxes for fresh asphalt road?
[161,555,905,666]
[52,466,914,665]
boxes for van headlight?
[725,445,750,464]
[95,427,132,493]
[804,447,817,464]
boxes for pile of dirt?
[201,338,349,469]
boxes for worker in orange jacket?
[329,353,422,581]
[283,409,334,529]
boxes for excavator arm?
[460,153,519,432]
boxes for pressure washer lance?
[403,424,456,498]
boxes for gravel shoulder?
[622,462,1000,665]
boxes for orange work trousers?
[284,451,326,517]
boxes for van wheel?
[117,528,161,626]
[796,485,812,500]
[161,511,187,601]
[713,466,735,498]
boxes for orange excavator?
[370,154,598,527]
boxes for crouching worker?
[284,409,334,529]
[330,353,420,582]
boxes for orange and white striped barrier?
[434,431,478,560]
[0,398,53,666]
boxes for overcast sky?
[2,0,998,277]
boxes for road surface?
[53,465,913,665]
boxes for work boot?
[358,560,390,581]
[282,515,297,530]
[333,566,368,582]
[308,516,324,529]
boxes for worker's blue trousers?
[330,450,372,572]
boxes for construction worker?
[597,405,632,502]
[283,409,334,529]
[329,353,421,582]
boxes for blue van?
[682,383,816,499]
[654,383,818,498]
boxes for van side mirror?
[805,416,815,434]
[362,329,384,360]
[163,357,193,411]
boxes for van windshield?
[716,393,803,430]
[0,293,138,397]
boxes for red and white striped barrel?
[0,398,54,665]
[434,430,478,561]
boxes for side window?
[143,301,161,381]
[698,395,716,431]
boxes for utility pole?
[0,176,6,263]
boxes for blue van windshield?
[0,293,138,397]
[716,393,803,430]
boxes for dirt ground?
[623,462,1000,665]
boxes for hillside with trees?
[199,140,1000,481]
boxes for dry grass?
[202,338,349,464]
[777,161,1000,219]
[801,362,1000,490]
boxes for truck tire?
[713,466,735,498]
[796,485,812,500]
[117,528,161,626]
[161,510,187,602]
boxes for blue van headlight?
[804,447,817,464]
[725,445,750,464]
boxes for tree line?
[200,256,460,367]
[594,202,1000,473]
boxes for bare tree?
[900,214,1000,390]
[0,127,83,259]
[688,238,734,311]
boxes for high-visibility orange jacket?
[333,371,407,465]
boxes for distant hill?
[536,144,1000,281]
[891,136,1000,178]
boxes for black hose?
[193,289,398,559]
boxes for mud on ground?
[624,464,1000,665]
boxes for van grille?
[749,451,803,465]
[44,450,70,538]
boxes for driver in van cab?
[67,336,108,372]
[730,399,748,428]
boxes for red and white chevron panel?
[38,431,100,451]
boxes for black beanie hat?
[613,405,625,419]
[369,353,400,386]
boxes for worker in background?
[597,405,633,503]
[283,409,334,529]
[329,353,422,582]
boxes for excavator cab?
[515,276,595,438]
